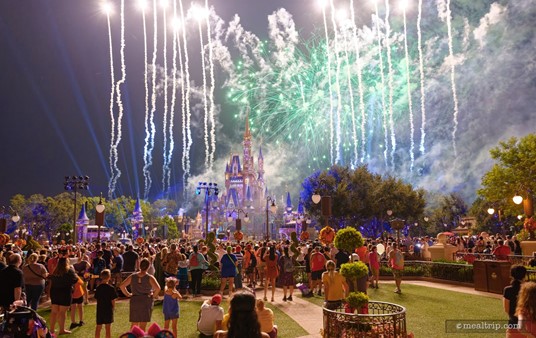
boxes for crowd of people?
[0,232,535,337]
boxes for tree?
[428,193,468,233]
[476,134,536,233]
[300,165,425,236]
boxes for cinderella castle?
[221,116,266,211]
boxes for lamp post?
[311,193,331,228]
[196,182,219,238]
[64,175,89,243]
[227,209,249,233]
[95,193,105,243]
[0,206,20,234]
[265,196,277,240]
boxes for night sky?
[1,0,535,209]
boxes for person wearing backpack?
[278,246,295,301]
[389,244,404,294]
[189,245,208,297]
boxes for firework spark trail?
[147,0,159,198]
[109,0,126,199]
[446,0,459,157]
[350,0,367,164]
[329,0,342,164]
[162,4,169,193]
[179,0,192,194]
[342,22,358,166]
[167,0,179,192]
[299,78,306,106]
[418,0,426,155]
[198,19,210,170]
[141,5,151,200]
[174,2,186,194]
[321,6,334,165]
[385,0,396,169]
[403,6,415,172]
[374,2,388,168]
[106,10,116,199]
[206,0,216,171]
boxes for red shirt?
[492,245,511,260]
[311,251,326,272]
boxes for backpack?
[283,256,294,273]
[249,252,257,267]
[93,258,105,275]
[190,253,199,267]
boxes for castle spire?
[244,107,251,139]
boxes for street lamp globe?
[311,193,321,204]
[244,214,249,222]
[487,208,495,215]
[12,214,20,223]
[517,215,523,220]
[513,195,523,205]
[387,210,393,216]
[270,202,277,214]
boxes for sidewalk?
[253,280,502,338]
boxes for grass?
[300,283,506,338]
[37,298,307,338]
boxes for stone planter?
[323,301,407,338]
[520,240,536,256]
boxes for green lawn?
[38,299,307,338]
[301,283,506,338]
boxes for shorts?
[324,300,342,310]
[392,269,402,278]
[72,296,83,305]
[311,270,323,281]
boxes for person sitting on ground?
[256,299,278,338]
[198,294,224,338]
[214,291,270,338]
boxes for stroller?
[0,306,51,338]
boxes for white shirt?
[198,303,224,335]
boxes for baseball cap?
[211,294,222,305]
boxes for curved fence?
[323,301,407,338]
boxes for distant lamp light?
[517,215,523,220]
[12,213,20,223]
[244,214,249,223]
[270,201,277,214]
[513,195,523,205]
[387,210,393,216]
[96,195,105,213]
[312,193,321,204]
[227,213,233,223]
[424,216,429,222]
[487,208,495,215]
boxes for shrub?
[334,227,364,253]
[346,292,369,310]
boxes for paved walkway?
[247,280,503,338]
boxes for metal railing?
[452,252,535,266]
[323,301,407,338]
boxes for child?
[94,269,118,338]
[163,277,182,337]
[69,276,86,329]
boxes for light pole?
[95,193,105,243]
[64,175,89,243]
[196,182,219,238]
[265,196,277,240]
[0,206,20,234]
[227,209,249,233]
[311,193,331,228]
